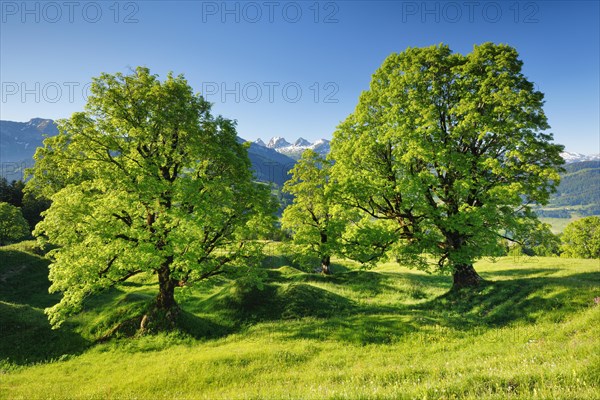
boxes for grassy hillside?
[1,242,599,399]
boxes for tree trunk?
[321,255,331,275]
[452,263,482,289]
[156,258,177,310]
[320,231,331,275]
[140,256,179,333]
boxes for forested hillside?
[537,161,600,218]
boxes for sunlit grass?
[1,242,599,399]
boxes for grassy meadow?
[1,241,599,399]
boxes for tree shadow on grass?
[480,267,562,278]
[261,254,298,270]
[292,270,407,297]
[4,242,598,354]
[0,249,59,309]
[82,268,600,347]
[177,311,237,340]
[414,271,600,331]
[0,248,91,367]
[258,270,599,345]
[0,302,90,367]
[271,314,422,345]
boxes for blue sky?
[1,0,598,153]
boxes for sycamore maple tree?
[281,149,406,274]
[330,43,564,288]
[281,150,342,274]
[28,67,275,329]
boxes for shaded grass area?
[1,241,599,399]
[0,241,90,365]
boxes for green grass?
[1,242,599,399]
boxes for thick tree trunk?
[320,231,331,275]
[452,263,482,289]
[321,255,331,275]
[140,256,179,333]
[156,259,177,310]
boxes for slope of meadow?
[0,242,599,399]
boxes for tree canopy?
[0,202,30,245]
[281,149,341,274]
[560,216,600,259]
[330,43,564,287]
[28,67,276,329]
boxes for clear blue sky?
[1,1,598,153]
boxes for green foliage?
[338,215,398,266]
[330,43,564,279]
[506,218,562,257]
[281,150,343,272]
[523,226,561,257]
[0,178,51,230]
[560,216,600,258]
[27,67,276,328]
[0,202,30,245]
[281,150,394,271]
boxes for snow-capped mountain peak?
[267,136,291,149]
[294,137,312,147]
[254,138,266,147]
[260,136,331,159]
[560,151,600,164]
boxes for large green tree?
[330,43,564,288]
[281,150,341,274]
[28,67,275,329]
[560,216,600,259]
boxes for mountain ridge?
[257,136,331,160]
[560,151,600,163]
[1,119,598,195]
[0,119,296,185]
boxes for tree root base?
[139,305,180,334]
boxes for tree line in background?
[1,43,598,332]
[0,177,50,231]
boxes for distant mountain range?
[0,119,59,181]
[1,119,598,196]
[254,136,331,160]
[255,137,598,165]
[560,151,600,164]
[0,119,296,185]
[0,118,58,163]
